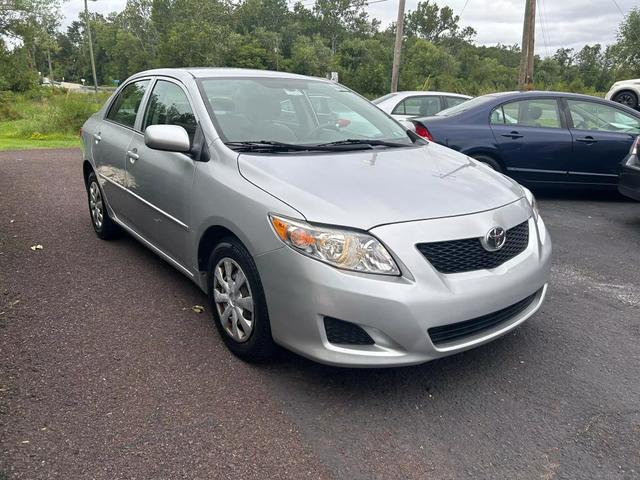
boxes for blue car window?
[495,99,561,129]
[568,100,640,134]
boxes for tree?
[405,1,475,43]
[615,7,640,77]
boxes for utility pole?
[84,0,99,93]
[390,0,406,93]
[518,0,536,90]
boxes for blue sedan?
[411,91,640,186]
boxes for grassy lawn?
[0,119,79,150]
[0,89,107,151]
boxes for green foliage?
[2,0,638,103]
[0,91,22,121]
[16,91,107,137]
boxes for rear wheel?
[208,237,276,362]
[471,154,503,173]
[86,171,120,240]
[613,91,638,109]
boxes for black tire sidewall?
[207,238,275,361]
[86,171,118,240]
[614,91,638,109]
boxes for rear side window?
[445,96,468,108]
[392,96,442,116]
[142,80,197,141]
[491,99,561,129]
[106,80,150,128]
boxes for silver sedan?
[80,68,551,367]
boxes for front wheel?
[86,171,120,240]
[613,91,638,109]
[208,238,276,362]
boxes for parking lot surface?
[1,148,639,479]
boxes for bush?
[17,92,108,137]
[0,91,22,121]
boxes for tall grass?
[16,90,109,138]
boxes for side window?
[490,107,505,124]
[445,96,468,108]
[567,100,640,134]
[106,80,150,128]
[142,80,197,141]
[392,96,441,117]
[499,99,562,129]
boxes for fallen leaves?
[30,244,43,251]
[191,305,205,314]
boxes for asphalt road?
[1,148,639,479]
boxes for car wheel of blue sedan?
[471,155,503,173]
[208,238,277,362]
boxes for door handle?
[93,133,102,143]
[576,136,597,143]
[127,150,139,163]
[501,131,523,139]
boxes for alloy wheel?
[616,93,636,108]
[213,258,254,343]
[89,181,104,229]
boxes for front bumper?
[619,158,640,201]
[256,198,552,367]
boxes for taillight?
[414,124,433,141]
[632,136,639,156]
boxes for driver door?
[565,99,639,184]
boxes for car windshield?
[199,77,412,148]
[435,95,496,117]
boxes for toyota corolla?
[80,68,551,367]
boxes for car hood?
[238,142,524,230]
[612,79,640,87]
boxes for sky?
[61,0,638,56]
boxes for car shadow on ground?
[531,186,634,203]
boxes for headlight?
[269,214,400,276]
[522,187,539,221]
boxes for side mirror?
[144,125,190,153]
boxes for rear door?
[490,98,572,183]
[91,79,150,215]
[124,78,198,266]
[564,99,640,184]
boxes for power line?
[536,0,551,57]
[610,0,626,18]
[458,0,471,19]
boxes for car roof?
[482,90,609,101]
[127,67,327,82]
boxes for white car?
[605,79,640,110]
[373,91,472,122]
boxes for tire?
[207,237,276,362]
[613,91,638,110]
[471,154,503,173]
[86,171,120,240]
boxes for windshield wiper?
[225,140,370,153]
[313,138,411,148]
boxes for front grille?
[428,291,539,346]
[417,221,529,274]
[324,317,374,345]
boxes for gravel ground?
[1,148,639,479]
